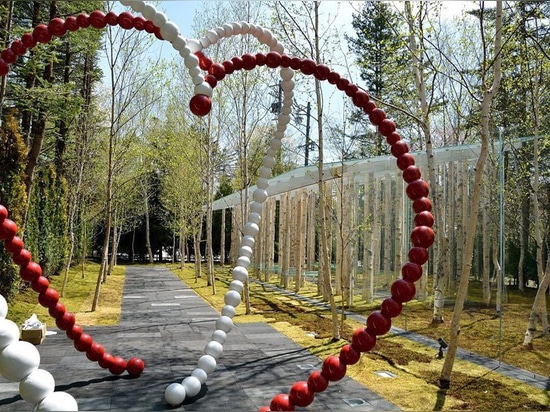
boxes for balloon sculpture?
[0,1,434,410]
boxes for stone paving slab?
[0,266,399,411]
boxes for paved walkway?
[253,280,550,392]
[0,266,398,411]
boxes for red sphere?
[314,64,330,81]
[391,140,409,158]
[74,333,93,352]
[117,11,134,29]
[339,344,360,365]
[48,302,66,318]
[280,54,291,68]
[412,197,432,213]
[105,11,118,26]
[379,118,397,137]
[321,355,346,381]
[153,26,163,40]
[345,83,358,97]
[76,13,90,28]
[411,226,435,248]
[289,57,301,70]
[259,407,271,412]
[402,261,423,282]
[20,262,42,282]
[32,24,52,43]
[391,279,416,303]
[66,324,83,341]
[204,74,217,88]
[270,394,295,411]
[1,48,17,64]
[255,52,266,66]
[143,20,155,34]
[38,287,59,308]
[352,90,369,108]
[351,327,376,352]
[0,204,7,221]
[222,60,234,74]
[189,94,212,117]
[89,11,107,29]
[386,131,400,145]
[65,16,79,32]
[109,356,127,375]
[327,71,340,85]
[336,77,350,91]
[406,179,430,200]
[209,62,226,80]
[408,246,429,265]
[369,108,386,126]
[307,370,328,393]
[200,55,213,71]
[403,165,421,183]
[241,53,256,70]
[48,18,67,37]
[397,153,415,170]
[21,33,37,48]
[4,235,23,254]
[415,211,434,227]
[126,357,145,377]
[98,352,115,369]
[86,342,105,361]
[0,218,18,240]
[265,51,282,68]
[380,298,403,318]
[289,381,314,407]
[0,59,8,76]
[133,16,146,30]
[230,56,243,71]
[300,58,317,75]
[31,276,50,294]
[12,248,32,267]
[55,311,75,331]
[366,311,392,336]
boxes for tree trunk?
[220,208,226,266]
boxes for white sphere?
[231,22,243,35]
[140,3,157,20]
[259,166,272,179]
[281,79,295,91]
[232,266,248,282]
[197,354,217,374]
[241,235,255,248]
[186,38,202,53]
[194,82,213,97]
[257,177,269,189]
[191,367,208,384]
[159,21,179,42]
[35,391,77,411]
[192,74,204,86]
[0,295,8,319]
[127,1,146,12]
[229,280,244,294]
[151,11,167,27]
[253,189,268,203]
[211,329,227,344]
[243,222,259,237]
[216,315,233,333]
[258,28,274,45]
[270,138,283,150]
[199,37,211,49]
[224,290,241,308]
[205,30,219,44]
[215,26,226,38]
[263,156,276,169]
[240,21,250,33]
[0,341,40,382]
[172,36,188,53]
[188,66,201,77]
[282,105,292,115]
[0,319,21,350]
[204,340,223,359]
[164,383,186,406]
[248,212,261,224]
[220,305,235,318]
[272,42,285,54]
[222,23,234,37]
[280,68,294,80]
[273,131,284,141]
[19,369,55,404]
[185,54,199,69]
[238,245,253,258]
[249,202,263,215]
[278,114,291,126]
[182,376,202,398]
[236,256,250,268]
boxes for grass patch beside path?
[169,263,550,411]
[8,261,125,327]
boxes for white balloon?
[211,329,227,344]
[224,290,241,308]
[243,222,259,237]
[215,315,233,333]
[159,21,179,42]
[253,189,268,203]
[191,367,208,384]
[241,235,255,248]
[197,354,217,374]
[238,245,253,258]
[19,369,55,405]
[229,280,244,294]
[236,256,250,268]
[232,266,248,283]
[151,11,167,28]
[140,3,157,20]
[35,391,77,411]
[164,383,186,406]
[182,376,202,398]
[204,341,223,359]
[0,319,21,350]
[0,295,8,319]
[0,341,40,382]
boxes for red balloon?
[403,165,421,183]
[65,16,79,32]
[408,246,429,265]
[270,393,295,411]
[314,64,330,81]
[143,20,155,34]
[411,226,435,248]
[89,11,106,29]
[32,276,49,293]
[241,53,256,70]
[307,370,329,393]
[153,26,163,40]
[222,60,234,74]
[0,218,18,240]
[366,311,392,336]
[321,356,346,381]
[209,63,225,80]
[38,287,59,308]
[386,131,400,145]
[1,48,17,64]
[381,298,403,318]
[117,11,134,29]
[48,18,67,37]
[289,56,301,70]
[76,13,90,28]
[20,262,42,282]
[327,70,340,85]
[336,77,349,91]
[66,324,83,341]
[48,302,66,318]
[345,83,358,97]
[415,211,434,227]
[351,327,376,352]
[189,94,212,117]
[391,140,409,158]
[12,248,32,266]
[413,197,432,213]
[406,179,430,200]
[200,55,213,71]
[352,90,369,108]
[397,153,415,170]
[133,16,146,30]
[300,58,316,75]
[379,118,397,137]
[105,11,118,26]
[204,74,217,88]
[280,54,291,68]
[0,204,7,221]
[391,279,416,303]
[339,344,360,365]
[369,108,386,126]
[86,342,105,361]
[265,51,282,69]
[289,381,314,407]
[109,356,127,375]
[10,40,26,56]
[126,357,145,377]
[21,33,37,48]
[0,59,9,76]
[98,352,115,369]
[255,52,266,66]
[259,407,271,412]
[56,311,75,331]
[32,24,52,43]
[4,235,23,254]
[74,333,93,352]
[402,261,423,282]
